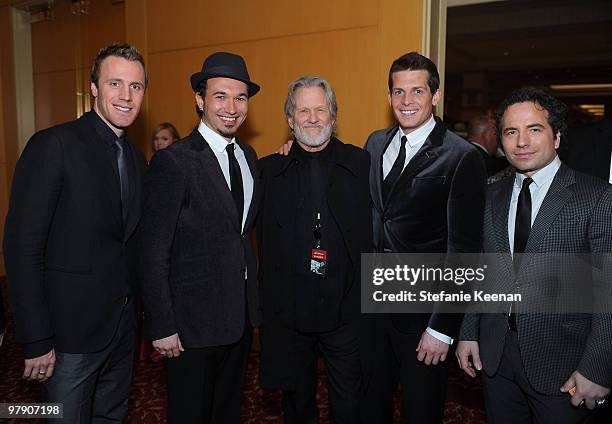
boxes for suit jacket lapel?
[192,129,242,232]
[78,115,123,231]
[384,120,446,208]
[124,143,143,241]
[525,164,575,254]
[373,128,398,211]
[491,175,514,274]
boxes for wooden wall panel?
[30,0,125,132]
[139,0,423,158]
[34,70,77,131]
[146,0,378,54]
[0,6,16,275]
[31,2,78,75]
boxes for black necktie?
[513,177,533,271]
[383,135,408,200]
[226,143,244,228]
[113,138,130,223]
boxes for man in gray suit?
[456,88,611,423]
[138,52,261,424]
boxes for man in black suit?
[456,88,611,423]
[467,114,508,177]
[362,52,486,423]
[138,52,261,424]
[3,44,147,422]
[257,76,372,423]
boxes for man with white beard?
[256,76,373,423]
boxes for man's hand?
[153,333,184,358]
[561,371,610,410]
[278,139,293,156]
[23,349,55,382]
[455,340,482,378]
[416,331,450,365]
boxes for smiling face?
[388,69,440,134]
[500,101,560,176]
[90,55,146,137]
[288,86,334,151]
[196,77,248,141]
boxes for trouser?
[44,298,135,423]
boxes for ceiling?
[444,0,612,121]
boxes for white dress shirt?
[198,121,253,232]
[508,156,561,255]
[608,151,612,184]
[382,115,436,179]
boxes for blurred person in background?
[152,122,180,152]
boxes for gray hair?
[284,76,338,121]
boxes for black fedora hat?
[190,52,260,97]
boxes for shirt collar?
[514,155,561,189]
[198,120,235,153]
[398,114,436,148]
[90,110,122,147]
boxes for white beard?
[293,123,333,147]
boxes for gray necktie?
[113,138,130,223]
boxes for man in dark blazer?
[362,52,486,423]
[457,88,611,423]
[137,52,261,424]
[257,76,372,423]
[3,44,147,422]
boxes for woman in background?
[151,122,180,151]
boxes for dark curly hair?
[495,87,567,144]
[388,52,440,94]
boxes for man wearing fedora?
[138,52,261,423]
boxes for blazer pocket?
[411,175,446,185]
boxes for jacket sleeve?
[429,147,486,338]
[577,186,612,388]
[3,130,63,358]
[137,149,186,341]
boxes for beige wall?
[127,0,423,158]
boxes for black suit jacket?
[256,138,372,389]
[3,111,146,357]
[471,142,508,177]
[364,119,486,337]
[562,118,612,182]
[138,128,261,348]
[460,164,612,394]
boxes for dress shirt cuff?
[426,327,453,345]
[23,338,54,359]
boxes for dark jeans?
[44,299,135,423]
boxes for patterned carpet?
[0,283,486,423]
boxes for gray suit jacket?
[137,128,261,348]
[460,164,612,394]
